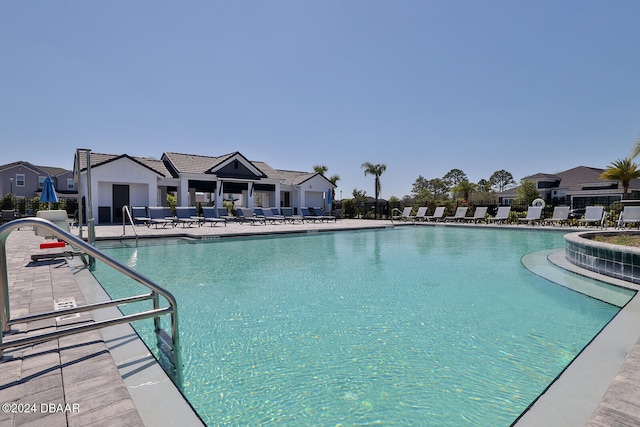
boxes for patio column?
[178,179,189,207]
[246,182,254,208]
[215,181,224,208]
[274,182,281,210]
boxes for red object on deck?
[40,242,66,249]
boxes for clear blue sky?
[1,1,638,199]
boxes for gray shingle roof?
[75,150,332,186]
[501,165,640,196]
[76,152,171,177]
[277,169,318,185]
[162,151,282,179]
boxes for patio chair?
[282,207,304,223]
[201,207,226,227]
[579,206,605,228]
[174,207,201,227]
[148,207,174,228]
[253,207,267,221]
[131,206,150,225]
[253,207,280,224]
[412,207,428,222]
[518,206,543,226]
[445,207,468,222]
[300,207,319,222]
[216,207,236,222]
[392,207,413,221]
[617,206,640,229]
[35,210,70,237]
[1,210,16,224]
[264,208,286,224]
[544,206,570,226]
[486,206,511,224]
[465,207,488,223]
[312,207,336,222]
[67,210,79,228]
[426,206,446,222]
[238,208,265,225]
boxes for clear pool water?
[93,226,624,426]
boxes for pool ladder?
[0,217,182,385]
[121,205,139,246]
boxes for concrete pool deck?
[1,218,639,426]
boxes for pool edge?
[514,250,640,427]
[69,257,205,427]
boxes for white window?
[16,174,25,187]
[38,176,46,189]
[67,178,75,190]
[254,191,271,207]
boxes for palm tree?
[600,158,640,199]
[630,136,640,159]
[313,165,329,175]
[361,162,386,219]
[452,180,477,201]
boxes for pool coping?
[513,250,640,426]
[68,256,205,426]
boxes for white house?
[75,150,336,224]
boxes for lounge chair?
[579,206,605,228]
[174,207,202,227]
[312,207,336,222]
[265,208,286,223]
[131,206,150,225]
[465,207,488,223]
[201,207,226,227]
[254,207,283,224]
[300,207,319,222]
[544,206,570,226]
[67,210,79,228]
[618,206,640,229]
[518,206,543,226]
[392,207,413,221]
[253,207,267,221]
[486,206,511,224]
[426,207,446,222]
[412,207,428,222]
[446,207,468,222]
[237,208,265,225]
[148,207,174,228]
[282,207,304,223]
[271,208,287,219]
[35,210,70,237]
[216,207,236,222]
[0,210,16,224]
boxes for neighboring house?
[0,161,77,202]
[498,166,640,208]
[75,150,336,224]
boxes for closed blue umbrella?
[40,176,58,208]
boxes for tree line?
[326,134,640,220]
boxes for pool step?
[522,249,635,307]
[156,328,180,383]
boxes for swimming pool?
[92,226,629,426]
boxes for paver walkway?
[0,228,143,427]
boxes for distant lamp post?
[9,177,14,208]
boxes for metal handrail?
[390,207,403,224]
[122,205,139,245]
[0,217,181,383]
